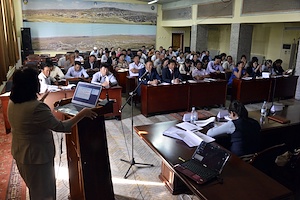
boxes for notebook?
[174,141,230,184]
[54,82,102,116]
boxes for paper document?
[193,131,215,143]
[163,126,215,147]
[163,126,186,140]
[176,122,202,131]
[194,117,215,127]
[179,130,203,147]
[61,84,76,90]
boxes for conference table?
[141,79,227,116]
[231,75,299,104]
[134,120,293,199]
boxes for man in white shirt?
[46,59,64,81]
[38,62,58,93]
[151,50,160,62]
[222,55,235,71]
[91,64,118,88]
[129,55,144,76]
[90,47,99,58]
[136,50,147,64]
[101,51,109,64]
[65,61,89,79]
[74,50,84,62]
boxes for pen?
[178,157,185,162]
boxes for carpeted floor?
[2,98,300,199]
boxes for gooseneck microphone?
[139,70,149,81]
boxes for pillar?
[190,25,208,52]
[294,39,300,100]
[229,23,253,63]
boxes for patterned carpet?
[2,98,300,199]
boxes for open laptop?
[54,82,102,116]
[174,141,230,184]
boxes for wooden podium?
[57,99,115,200]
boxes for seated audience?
[220,53,227,65]
[228,61,249,85]
[156,56,168,76]
[90,47,99,58]
[114,54,129,71]
[74,50,84,62]
[207,100,261,157]
[107,51,117,68]
[129,55,145,77]
[83,55,99,70]
[38,62,58,93]
[151,50,160,62]
[222,55,235,71]
[57,54,67,68]
[63,53,75,73]
[200,50,212,62]
[262,59,275,75]
[273,59,285,75]
[241,54,247,65]
[153,53,165,74]
[166,46,176,59]
[206,55,224,74]
[192,61,210,80]
[65,61,89,79]
[179,59,195,81]
[162,60,182,84]
[136,50,147,64]
[100,51,109,64]
[246,57,262,77]
[177,52,185,64]
[122,49,131,63]
[139,60,161,86]
[47,59,64,81]
[91,64,118,88]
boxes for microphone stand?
[119,77,153,179]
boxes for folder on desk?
[175,141,230,184]
[268,115,290,124]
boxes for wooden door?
[172,33,183,50]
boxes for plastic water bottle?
[190,107,198,124]
[260,101,267,117]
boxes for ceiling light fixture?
[148,0,158,5]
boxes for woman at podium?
[7,67,97,200]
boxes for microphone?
[139,70,149,81]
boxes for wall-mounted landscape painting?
[22,0,157,52]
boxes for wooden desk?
[141,84,189,116]
[189,80,227,108]
[269,76,299,101]
[248,105,300,150]
[141,80,227,116]
[231,78,271,104]
[134,121,293,200]
[115,71,128,93]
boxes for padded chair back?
[249,143,287,175]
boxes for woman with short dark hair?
[8,67,97,200]
[207,100,261,156]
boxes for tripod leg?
[134,162,154,167]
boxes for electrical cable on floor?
[120,116,145,200]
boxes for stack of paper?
[163,120,215,147]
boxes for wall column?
[229,23,253,63]
[294,39,300,100]
[190,25,208,52]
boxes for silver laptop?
[55,82,102,116]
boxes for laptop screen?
[72,82,102,107]
[192,142,230,173]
